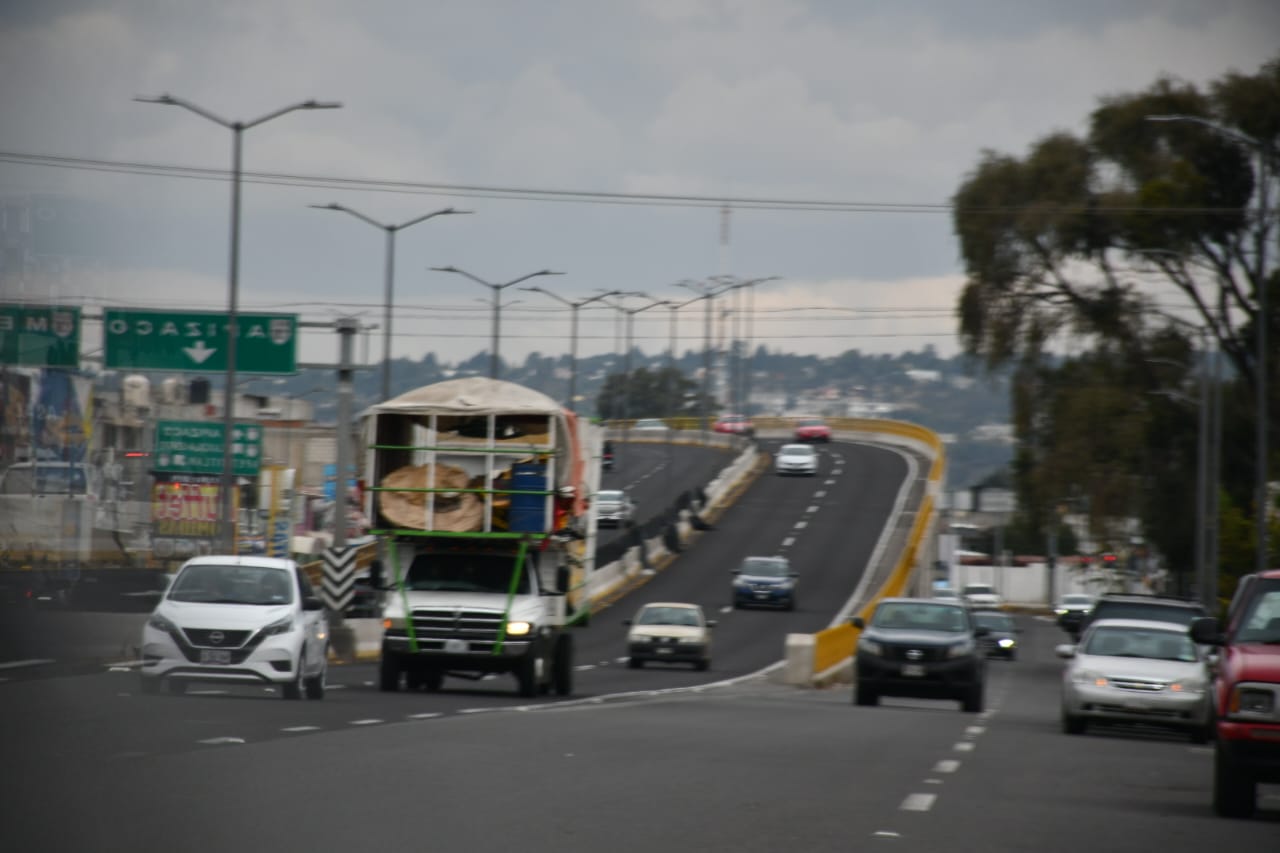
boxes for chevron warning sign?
[321,545,359,611]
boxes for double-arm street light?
[431,266,564,379]
[309,203,472,401]
[135,93,341,552]
[1147,113,1274,574]
[520,286,621,411]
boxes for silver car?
[1057,617,1212,742]
[594,489,635,527]
[774,443,817,476]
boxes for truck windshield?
[404,553,533,594]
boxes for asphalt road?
[4,438,1275,849]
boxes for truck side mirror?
[1189,616,1225,646]
[851,616,865,629]
[555,565,570,595]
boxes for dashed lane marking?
[873,831,901,838]
[953,742,975,752]
[198,737,245,745]
[824,479,836,485]
[782,537,795,547]
[407,712,442,720]
[806,505,819,513]
[965,726,985,737]
[924,778,943,785]
[793,521,808,530]
[934,759,961,773]
[900,793,936,811]
[350,719,383,726]
[815,491,827,498]
[282,726,321,733]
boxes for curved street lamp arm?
[134,93,231,128]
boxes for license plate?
[901,664,925,677]
[200,649,231,665]
[444,638,468,653]
[755,592,770,599]
[657,647,673,654]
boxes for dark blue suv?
[731,556,797,610]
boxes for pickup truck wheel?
[552,635,574,696]
[423,669,443,692]
[961,683,984,713]
[628,657,642,669]
[1213,744,1256,817]
[378,654,402,692]
[854,683,878,706]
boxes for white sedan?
[139,555,329,699]
[775,443,818,476]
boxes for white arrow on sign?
[183,340,217,364]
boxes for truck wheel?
[628,657,642,669]
[552,635,574,697]
[854,683,878,706]
[1213,744,1256,817]
[378,654,402,692]
[423,669,444,692]
[516,652,539,698]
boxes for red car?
[713,414,754,436]
[793,417,832,443]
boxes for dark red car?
[793,417,832,443]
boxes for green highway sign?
[0,304,81,367]
[103,309,297,374]
[154,420,263,477]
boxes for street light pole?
[1147,113,1274,574]
[431,266,564,379]
[309,204,472,401]
[520,287,620,411]
[135,94,341,552]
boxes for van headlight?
[261,615,295,638]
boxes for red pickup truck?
[1190,569,1280,818]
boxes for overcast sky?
[2,0,1277,371]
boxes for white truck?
[363,377,594,697]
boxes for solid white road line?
[0,658,56,670]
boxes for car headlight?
[630,634,653,644]
[1072,670,1106,686]
[261,614,295,638]
[504,621,532,637]
[946,639,975,658]
[147,612,176,633]
[1226,684,1277,719]
[677,635,703,645]
[1169,678,1205,694]
[997,638,1016,649]
[1054,608,1068,615]
[858,637,883,656]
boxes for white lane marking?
[793,520,808,530]
[806,505,819,513]
[189,689,228,695]
[198,737,245,745]
[934,759,961,773]
[965,726,985,737]
[407,712,442,720]
[954,742,975,752]
[873,831,901,838]
[325,684,346,690]
[924,778,943,785]
[900,793,936,811]
[782,537,795,547]
[831,469,843,475]
[282,726,321,733]
[824,479,836,485]
[574,664,597,671]
[0,658,56,670]
[108,666,132,673]
[815,491,826,498]
[350,719,383,726]
[719,605,733,614]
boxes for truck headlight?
[504,621,532,637]
[382,616,406,631]
[997,638,1015,649]
[858,637,882,656]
